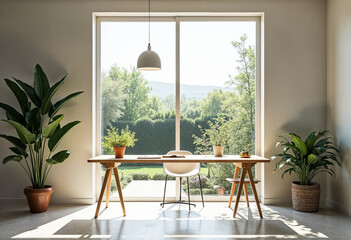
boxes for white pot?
[213,146,224,157]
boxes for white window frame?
[92,12,264,202]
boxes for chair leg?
[187,177,191,211]
[198,174,204,207]
[161,175,168,208]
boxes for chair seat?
[164,167,200,177]
[225,178,261,183]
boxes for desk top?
[88,155,270,164]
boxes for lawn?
[118,165,209,176]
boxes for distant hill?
[148,81,228,99]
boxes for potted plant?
[195,115,228,157]
[272,130,340,212]
[0,64,83,213]
[103,126,137,158]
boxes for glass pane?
[100,21,176,198]
[180,21,256,198]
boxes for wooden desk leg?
[105,170,112,208]
[247,168,263,218]
[243,183,250,207]
[233,168,246,218]
[95,167,111,218]
[228,166,240,207]
[113,167,126,216]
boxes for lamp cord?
[148,0,151,44]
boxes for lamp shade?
[137,44,161,70]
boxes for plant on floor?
[0,64,83,212]
[272,130,340,185]
[103,126,137,158]
[272,130,341,212]
[0,64,83,188]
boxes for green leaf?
[9,147,28,158]
[0,134,26,150]
[49,114,63,130]
[25,108,41,134]
[307,154,318,165]
[49,91,83,117]
[0,102,25,124]
[42,115,64,138]
[287,133,307,156]
[34,64,50,99]
[306,130,328,151]
[2,120,36,144]
[46,150,70,164]
[3,155,22,164]
[40,75,67,114]
[14,77,41,107]
[48,121,81,151]
[4,79,29,113]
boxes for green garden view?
[101,34,256,197]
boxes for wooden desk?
[88,155,270,218]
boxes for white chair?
[161,150,204,210]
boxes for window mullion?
[175,17,180,151]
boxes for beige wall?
[327,0,351,215]
[0,0,327,204]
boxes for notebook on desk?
[161,155,186,158]
[137,156,162,159]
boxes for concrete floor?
[0,201,350,240]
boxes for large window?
[96,16,260,200]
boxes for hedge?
[107,117,215,157]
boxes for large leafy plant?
[0,64,83,189]
[272,130,340,185]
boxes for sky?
[101,21,256,87]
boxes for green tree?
[193,34,256,189]
[200,89,227,118]
[101,71,126,127]
[162,94,175,111]
[103,64,152,121]
[147,95,164,119]
[224,34,256,154]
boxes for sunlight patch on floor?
[11,203,329,239]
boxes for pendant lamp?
[137,0,161,70]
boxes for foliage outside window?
[100,32,256,196]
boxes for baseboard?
[325,198,351,216]
[261,197,330,208]
[261,197,291,205]
[51,197,95,205]
[0,198,27,204]
[0,197,96,205]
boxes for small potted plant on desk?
[272,130,340,212]
[200,116,228,157]
[103,126,137,158]
[0,64,83,213]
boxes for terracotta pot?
[114,146,126,158]
[291,181,320,212]
[213,146,224,157]
[217,188,225,196]
[24,185,53,213]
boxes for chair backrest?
[163,150,200,175]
